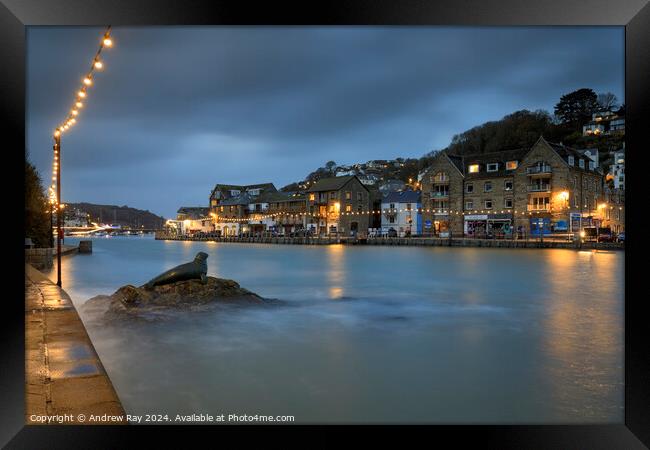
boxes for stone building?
[306,175,371,235]
[264,191,308,234]
[600,187,625,234]
[512,137,605,235]
[420,136,606,237]
[209,183,276,215]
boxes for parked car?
[597,227,615,243]
[387,227,398,238]
[617,232,625,243]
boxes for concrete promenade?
[155,233,624,250]
[25,264,126,425]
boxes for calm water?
[44,235,624,424]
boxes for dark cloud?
[27,26,624,218]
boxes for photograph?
[23,24,628,427]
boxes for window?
[487,163,499,172]
[330,192,337,199]
[357,192,363,201]
[389,203,395,209]
[589,161,595,170]
[468,164,479,173]
[466,183,474,193]
[389,216,395,223]
[308,193,315,201]
[433,200,448,209]
[211,199,217,206]
[345,205,352,212]
[345,191,351,200]
[484,182,492,192]
[579,159,585,169]
[504,180,513,191]
[433,172,448,183]
[568,155,574,166]
[506,161,518,170]
[220,206,224,212]
[485,200,493,209]
[406,203,412,211]
[465,200,473,210]
[505,198,513,208]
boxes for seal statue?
[144,252,209,290]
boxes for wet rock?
[81,276,267,321]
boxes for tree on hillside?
[597,92,619,111]
[445,110,557,155]
[25,156,52,247]
[554,88,600,130]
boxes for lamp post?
[54,133,62,286]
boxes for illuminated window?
[506,161,518,170]
[308,193,315,201]
[345,205,351,212]
[468,164,479,173]
[345,191,351,200]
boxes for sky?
[27,26,624,219]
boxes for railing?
[527,204,550,211]
[526,165,552,175]
[527,184,551,192]
[431,191,449,198]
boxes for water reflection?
[45,237,623,423]
[542,250,623,422]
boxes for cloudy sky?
[27,26,624,218]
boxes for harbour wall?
[155,233,624,250]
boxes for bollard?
[78,240,93,253]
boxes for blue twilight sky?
[27,27,624,219]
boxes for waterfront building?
[174,206,212,234]
[381,190,422,236]
[600,187,625,234]
[512,137,604,235]
[209,183,276,215]
[265,191,308,234]
[420,136,606,237]
[306,175,371,235]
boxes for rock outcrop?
[81,276,267,321]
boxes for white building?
[380,190,422,237]
[609,148,625,190]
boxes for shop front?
[432,214,450,237]
[465,213,512,238]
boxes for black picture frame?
[4,0,649,447]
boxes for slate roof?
[254,191,306,204]
[382,190,421,204]
[210,182,276,199]
[176,207,210,219]
[445,147,529,178]
[306,175,367,192]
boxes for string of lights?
[50,26,113,286]
[50,26,113,206]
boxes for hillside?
[68,202,166,229]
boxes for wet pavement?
[25,264,126,425]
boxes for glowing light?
[71,109,79,116]
[103,37,113,47]
[78,90,86,98]
[76,101,84,108]
[94,60,103,70]
[83,76,93,86]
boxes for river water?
[44,235,623,424]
